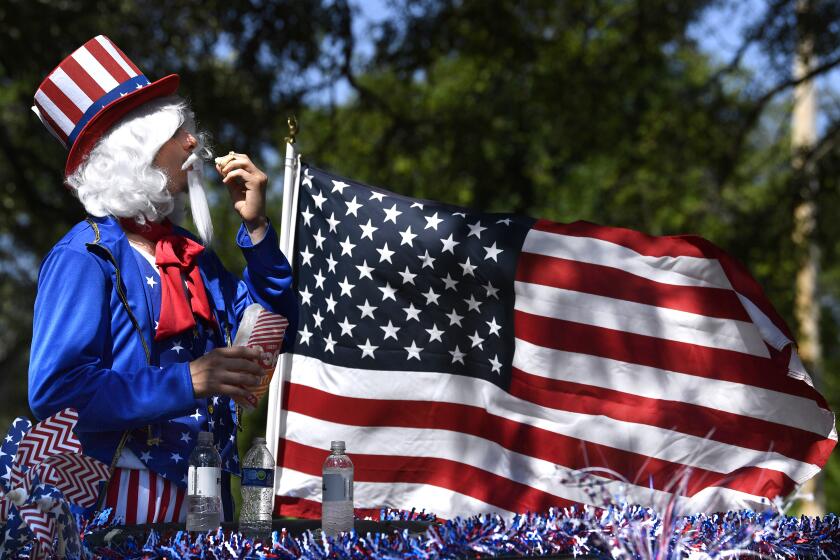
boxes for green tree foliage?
[3,0,840,512]
[303,0,840,511]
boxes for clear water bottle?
[321,440,354,536]
[186,431,222,532]
[239,437,275,540]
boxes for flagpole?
[266,117,299,485]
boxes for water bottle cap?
[252,437,266,445]
[330,440,345,452]
[197,431,214,444]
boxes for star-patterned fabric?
[124,249,240,488]
[290,166,531,383]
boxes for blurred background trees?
[3,0,840,512]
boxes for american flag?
[272,164,836,519]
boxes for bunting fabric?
[273,164,836,519]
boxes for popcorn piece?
[214,151,237,167]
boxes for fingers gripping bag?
[233,303,289,408]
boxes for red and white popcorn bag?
[232,303,289,409]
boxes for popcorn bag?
[232,303,289,408]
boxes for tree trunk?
[792,0,824,516]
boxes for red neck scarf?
[120,218,215,341]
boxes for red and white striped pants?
[103,468,187,524]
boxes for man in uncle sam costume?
[27,35,298,523]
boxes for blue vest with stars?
[128,250,241,486]
[28,215,299,489]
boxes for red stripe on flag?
[533,220,709,258]
[61,57,106,100]
[531,220,793,339]
[516,252,751,321]
[282,383,797,499]
[85,39,131,82]
[125,469,139,525]
[172,486,186,523]
[278,438,577,515]
[274,495,390,520]
[105,469,122,518]
[514,310,827,405]
[38,80,83,124]
[509,366,834,466]
[146,471,157,524]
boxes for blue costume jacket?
[28,215,298,487]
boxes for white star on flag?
[426,324,444,342]
[467,221,486,238]
[345,196,363,216]
[383,204,402,224]
[338,276,355,297]
[359,219,378,240]
[380,320,400,340]
[326,213,340,233]
[424,212,443,230]
[404,341,423,360]
[338,317,356,337]
[483,242,503,261]
[298,326,313,345]
[399,267,417,285]
[301,206,314,225]
[356,261,374,280]
[449,345,466,364]
[441,234,460,254]
[324,334,337,353]
[358,339,378,358]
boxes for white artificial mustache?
[180,146,212,173]
[181,146,214,246]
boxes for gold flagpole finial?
[285,115,299,145]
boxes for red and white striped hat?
[32,35,180,177]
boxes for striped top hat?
[32,35,180,177]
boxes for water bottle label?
[188,466,221,496]
[322,473,352,502]
[242,467,274,488]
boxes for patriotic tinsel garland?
[7,504,831,559]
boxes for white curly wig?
[65,95,196,226]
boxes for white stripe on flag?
[153,472,165,522]
[33,90,74,135]
[48,67,93,112]
[115,470,129,522]
[514,281,770,357]
[136,470,149,523]
[736,293,792,351]
[522,229,733,290]
[512,337,835,434]
[287,355,819,482]
[72,47,120,92]
[96,36,138,77]
[164,482,179,522]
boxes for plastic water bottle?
[321,440,354,536]
[186,431,222,532]
[239,437,275,540]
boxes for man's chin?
[167,192,187,225]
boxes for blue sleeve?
[231,221,299,351]
[28,245,196,431]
